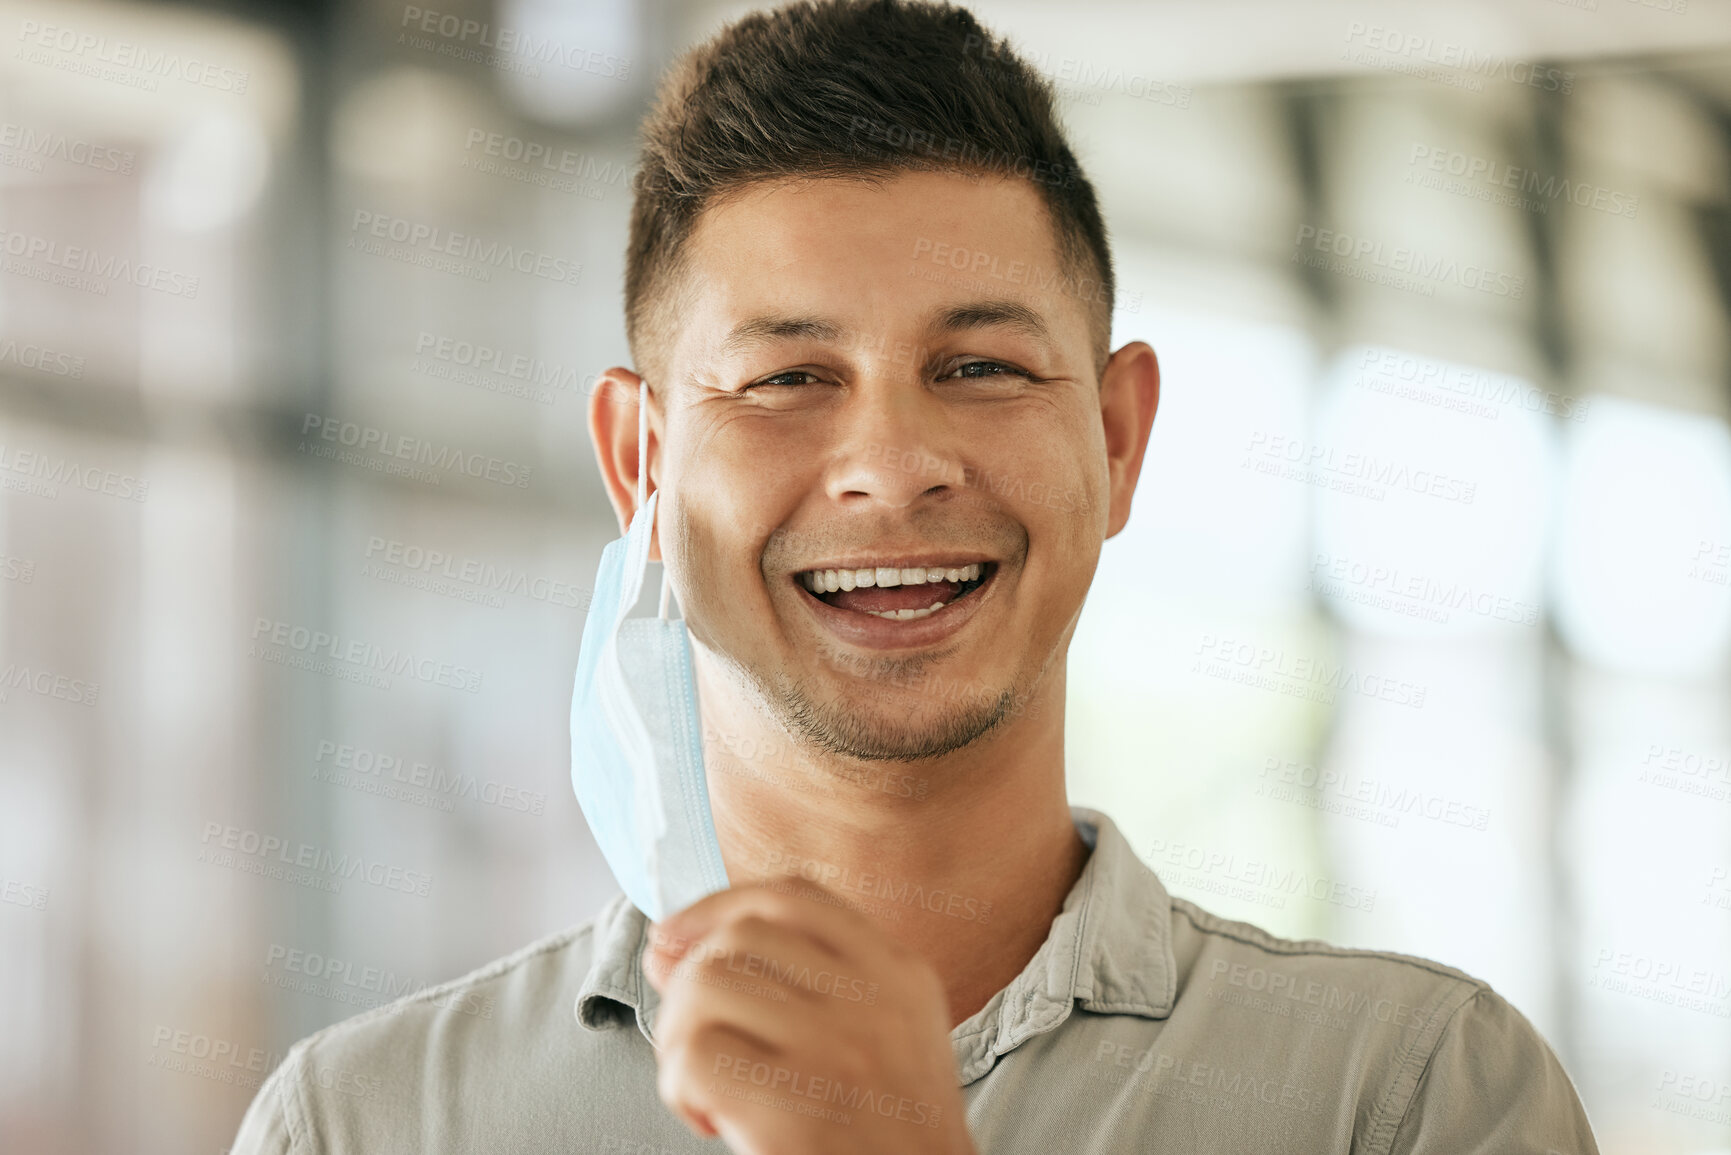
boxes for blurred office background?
[0,0,1728,1150]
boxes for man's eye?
[944,361,1031,381]
[746,370,822,389]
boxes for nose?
[823,378,960,509]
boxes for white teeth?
[800,562,985,591]
[866,602,947,621]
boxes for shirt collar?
[574,806,1176,1084]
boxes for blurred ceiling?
[697,0,1731,84]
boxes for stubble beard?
[775,664,1015,764]
[724,643,1018,766]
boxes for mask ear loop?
[638,380,675,622]
[636,378,647,510]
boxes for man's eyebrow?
[932,299,1054,347]
[714,299,1056,359]
[718,315,845,357]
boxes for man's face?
[654,170,1117,764]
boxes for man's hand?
[643,884,978,1155]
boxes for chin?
[778,681,1017,765]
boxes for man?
[233,1,1600,1151]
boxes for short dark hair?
[625,0,1115,383]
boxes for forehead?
[667,171,1087,372]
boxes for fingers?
[652,881,902,974]
[656,1018,776,1141]
[650,912,882,1058]
[644,881,973,1154]
[646,910,837,993]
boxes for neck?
[694,653,1091,1029]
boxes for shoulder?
[1385,978,1600,1153]
[292,918,597,1067]
[230,916,611,1154]
[1170,895,1487,1030]
[1167,897,1596,1153]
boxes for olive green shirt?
[231,807,1599,1153]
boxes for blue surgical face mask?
[569,381,729,921]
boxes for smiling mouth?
[796,562,995,620]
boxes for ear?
[587,368,664,561]
[1099,341,1160,539]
